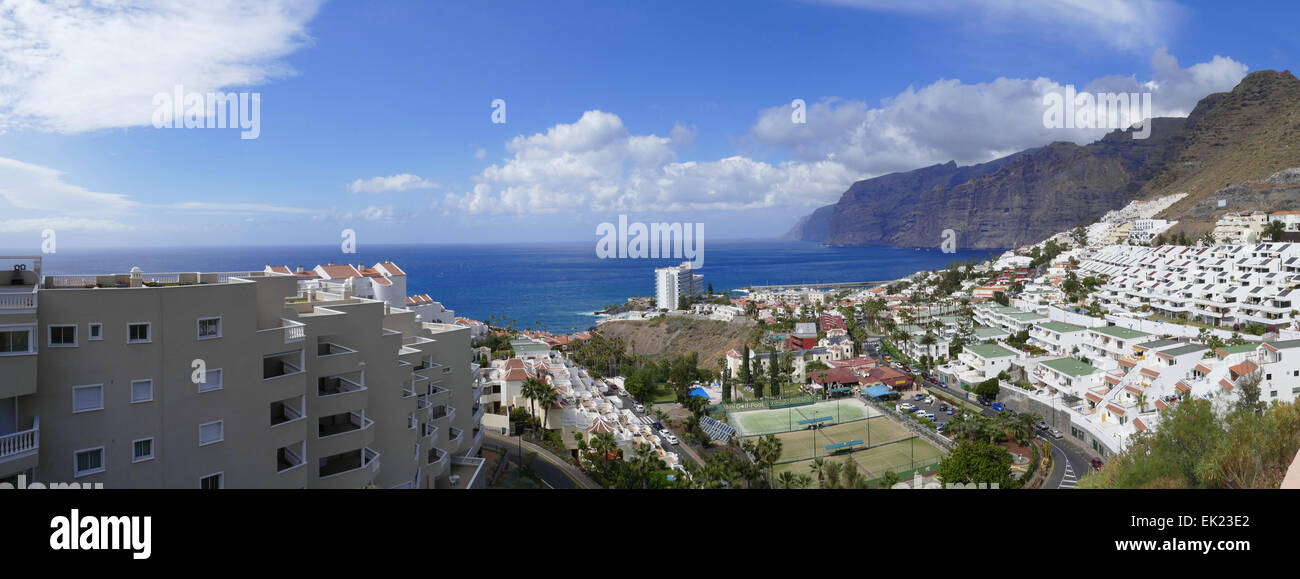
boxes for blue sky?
[0,0,1294,249]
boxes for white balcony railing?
[0,417,38,462]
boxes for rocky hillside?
[789,70,1300,249]
[1151,70,1300,221]
[597,316,759,371]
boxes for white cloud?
[349,173,439,194]
[442,110,856,215]
[748,50,1248,177]
[475,148,486,160]
[0,0,322,133]
[814,0,1183,52]
[0,156,136,214]
[360,205,394,221]
[0,216,130,233]
[161,201,320,215]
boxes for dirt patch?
[598,316,759,371]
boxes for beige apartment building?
[0,256,484,489]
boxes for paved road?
[608,391,703,468]
[485,432,596,489]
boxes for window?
[198,369,223,393]
[88,323,103,341]
[127,323,151,343]
[72,385,104,413]
[200,472,223,489]
[74,447,105,477]
[197,317,222,340]
[130,379,153,403]
[199,420,224,446]
[132,438,154,462]
[49,325,77,347]
[0,328,32,353]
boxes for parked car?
[1049,428,1064,439]
[936,422,947,432]
[1091,457,1104,470]
[991,402,1006,412]
[924,396,935,405]
[945,408,956,415]
[977,397,991,406]
[919,411,935,420]
[664,433,679,445]
[913,394,926,402]
[633,403,645,412]
[899,403,916,412]
[1035,421,1049,431]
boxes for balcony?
[318,411,373,438]
[277,442,306,474]
[429,404,455,427]
[471,403,486,423]
[422,423,440,443]
[426,447,449,478]
[259,318,306,346]
[263,350,305,380]
[270,398,306,427]
[318,374,365,397]
[0,416,38,467]
[319,447,380,484]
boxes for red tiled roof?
[1140,368,1160,378]
[1155,399,1168,411]
[1085,392,1103,403]
[1106,404,1126,416]
[1133,418,1147,432]
[1175,381,1190,393]
[378,261,406,276]
[1124,385,1144,396]
[318,264,362,279]
[1219,379,1234,392]
[371,277,391,286]
[1229,360,1258,379]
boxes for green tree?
[939,439,1016,488]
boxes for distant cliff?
[788,70,1300,249]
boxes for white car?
[633,403,645,413]
[899,403,916,412]
[919,411,936,420]
[662,432,679,445]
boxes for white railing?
[0,417,38,461]
[0,291,36,310]
[259,318,306,344]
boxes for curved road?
[485,432,597,489]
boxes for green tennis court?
[769,417,912,463]
[774,436,944,481]
[729,398,881,437]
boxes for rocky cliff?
[789,70,1300,248]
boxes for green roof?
[1265,339,1300,351]
[1216,344,1260,355]
[1134,338,1181,351]
[936,316,961,326]
[1040,357,1099,378]
[1089,325,1151,340]
[1036,321,1087,333]
[1007,312,1048,322]
[1160,344,1209,358]
[966,343,1016,359]
[973,326,1009,338]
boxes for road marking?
[1059,460,1078,489]
[639,416,653,425]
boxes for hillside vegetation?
[597,316,760,371]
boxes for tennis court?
[769,417,912,463]
[729,397,881,437]
[774,435,944,481]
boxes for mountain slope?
[789,70,1300,249]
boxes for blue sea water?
[25,240,997,333]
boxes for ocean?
[26,240,998,333]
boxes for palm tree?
[776,471,799,489]
[809,457,826,488]
[520,377,548,437]
[919,332,938,370]
[755,434,784,486]
[537,386,559,435]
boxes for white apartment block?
[1127,219,1176,245]
[1029,321,1089,356]
[654,262,703,311]
[0,257,485,489]
[1212,211,1268,245]
[1079,243,1300,329]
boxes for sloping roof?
[317,263,362,279]
[1106,404,1126,416]
[378,261,407,276]
[1090,325,1151,340]
[1085,392,1104,403]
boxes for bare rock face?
[789,70,1300,249]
